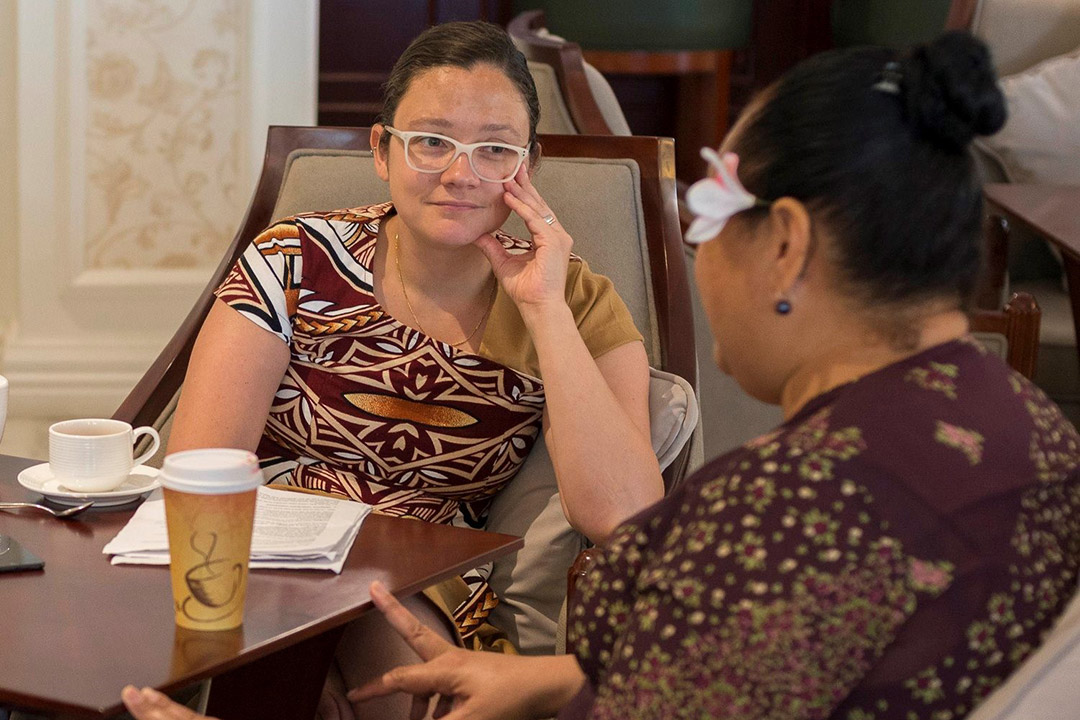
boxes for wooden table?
[983,184,1080,353]
[0,455,523,719]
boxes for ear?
[765,197,813,296]
[370,125,390,183]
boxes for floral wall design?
[85,0,248,269]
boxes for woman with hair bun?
[124,31,1080,720]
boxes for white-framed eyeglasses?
[383,126,530,183]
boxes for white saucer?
[17,463,161,507]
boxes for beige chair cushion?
[649,368,698,471]
[968,587,1080,720]
[487,369,699,654]
[272,149,389,222]
[975,45,1080,188]
[972,0,1080,76]
[528,61,581,135]
[582,63,632,136]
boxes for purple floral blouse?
[564,338,1080,720]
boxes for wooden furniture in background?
[969,291,1042,380]
[507,9,616,135]
[982,184,1080,369]
[531,1,753,180]
[317,0,514,127]
[0,454,522,719]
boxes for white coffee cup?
[48,418,161,492]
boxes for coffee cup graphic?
[182,532,242,620]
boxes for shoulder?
[287,201,391,233]
[252,202,390,248]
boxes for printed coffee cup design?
[181,531,243,622]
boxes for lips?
[430,201,482,210]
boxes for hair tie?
[872,61,903,96]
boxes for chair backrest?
[508,10,631,136]
[969,291,1041,379]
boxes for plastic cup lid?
[160,448,262,494]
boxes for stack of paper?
[104,486,372,574]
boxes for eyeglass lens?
[405,134,522,182]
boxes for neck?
[389,216,493,301]
[778,307,969,419]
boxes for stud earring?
[775,299,792,315]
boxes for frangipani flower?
[684,148,765,244]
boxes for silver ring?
[542,214,556,226]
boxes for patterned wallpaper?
[84,0,247,269]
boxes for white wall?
[0,0,318,460]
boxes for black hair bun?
[901,31,1007,152]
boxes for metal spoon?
[0,501,94,519]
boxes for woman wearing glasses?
[126,28,1080,720]
[167,17,659,669]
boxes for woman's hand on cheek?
[473,165,572,314]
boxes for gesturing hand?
[348,581,580,720]
[474,164,573,315]
[121,686,217,720]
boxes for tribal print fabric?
[216,203,546,637]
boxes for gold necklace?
[394,231,497,348]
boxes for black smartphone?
[0,534,44,573]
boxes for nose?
[440,151,480,186]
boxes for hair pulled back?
[730,31,1006,307]
[377,21,540,152]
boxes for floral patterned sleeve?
[567,407,955,720]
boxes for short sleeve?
[481,255,643,379]
[565,257,644,360]
[214,219,304,344]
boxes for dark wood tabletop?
[0,455,523,719]
[983,183,1080,259]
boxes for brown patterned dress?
[215,202,641,638]
[563,338,1080,719]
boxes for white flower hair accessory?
[684,148,767,244]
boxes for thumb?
[473,233,512,271]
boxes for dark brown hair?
[377,21,540,153]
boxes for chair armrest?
[566,547,601,611]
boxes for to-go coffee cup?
[161,448,262,631]
[48,418,161,492]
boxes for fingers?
[370,581,451,662]
[503,190,559,242]
[504,168,558,230]
[121,686,211,720]
[347,660,457,703]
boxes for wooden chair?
[969,291,1041,379]
[510,4,753,181]
[508,10,629,137]
[113,126,698,656]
